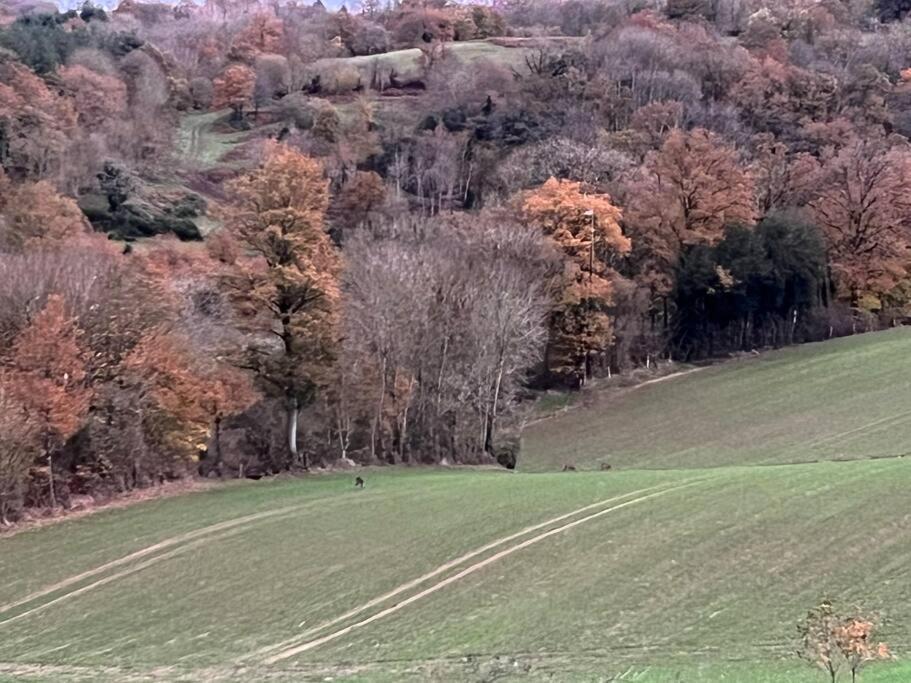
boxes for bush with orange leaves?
[797,598,891,683]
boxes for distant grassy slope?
[2,462,911,681]
[311,38,564,84]
[522,328,911,471]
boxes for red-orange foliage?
[835,617,891,682]
[213,64,255,118]
[7,295,91,507]
[798,600,891,683]
[391,7,455,46]
[805,137,911,303]
[0,378,39,524]
[333,170,386,233]
[731,57,836,134]
[625,128,755,294]
[123,332,212,459]
[230,12,284,61]
[0,61,77,179]
[221,142,339,466]
[0,181,91,251]
[523,177,629,380]
[58,64,128,128]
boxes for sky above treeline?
[52,0,347,10]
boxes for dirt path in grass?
[805,409,911,450]
[526,366,707,429]
[263,481,700,664]
[0,493,369,625]
[247,482,677,662]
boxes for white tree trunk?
[288,396,299,465]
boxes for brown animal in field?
[600,462,612,471]
[562,464,576,472]
[355,476,365,489]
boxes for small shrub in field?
[797,599,891,683]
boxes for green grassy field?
[310,39,541,86]
[523,327,911,472]
[176,111,250,170]
[2,329,910,682]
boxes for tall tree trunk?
[484,357,506,454]
[287,395,302,469]
[371,356,387,462]
[47,449,56,509]
[213,416,224,477]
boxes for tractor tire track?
[246,482,676,662]
[805,409,911,450]
[0,493,369,625]
[264,481,699,664]
[0,527,254,628]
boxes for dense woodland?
[2,0,911,522]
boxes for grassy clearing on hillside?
[522,328,911,472]
[311,39,539,85]
[176,111,249,169]
[2,460,910,681]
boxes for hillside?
[2,332,911,681]
[2,466,910,681]
[522,327,911,472]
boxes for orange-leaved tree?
[230,12,284,62]
[7,295,91,508]
[804,136,911,307]
[0,378,40,524]
[624,127,755,321]
[213,63,255,122]
[218,142,340,468]
[0,60,77,180]
[0,181,91,252]
[123,331,256,476]
[836,616,891,683]
[58,64,128,129]
[522,177,630,384]
[798,599,891,683]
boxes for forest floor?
[2,328,911,681]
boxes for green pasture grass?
[522,328,911,472]
[1,461,908,681]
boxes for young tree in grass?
[522,178,629,384]
[798,599,844,683]
[797,599,891,683]
[836,616,891,683]
[219,142,339,469]
[8,295,91,509]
